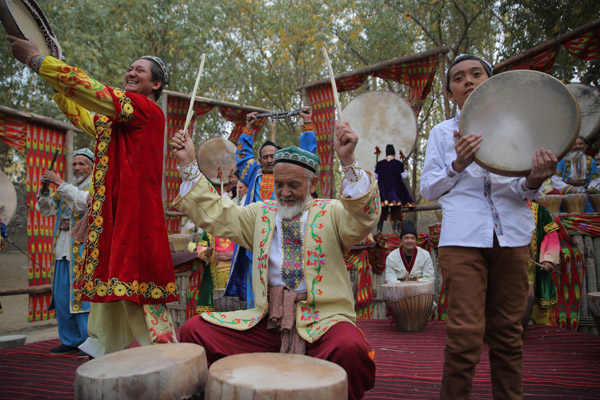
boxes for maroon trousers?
[180,316,375,399]
[438,238,530,400]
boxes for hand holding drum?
[459,70,574,183]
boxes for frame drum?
[0,170,17,224]
[0,0,61,58]
[341,91,417,170]
[206,352,347,400]
[460,70,580,177]
[567,83,600,142]
[196,137,237,187]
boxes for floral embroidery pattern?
[239,158,255,183]
[281,215,303,289]
[75,114,112,298]
[302,200,329,336]
[113,89,134,122]
[364,184,380,215]
[56,64,110,100]
[204,312,260,328]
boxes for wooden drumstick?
[183,53,206,134]
[529,258,553,271]
[321,47,343,122]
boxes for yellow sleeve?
[335,171,381,253]
[52,92,96,138]
[39,56,116,118]
[172,175,259,251]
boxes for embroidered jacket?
[173,171,380,342]
[227,124,317,305]
[36,177,92,314]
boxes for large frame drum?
[205,352,347,400]
[75,343,207,400]
[196,137,237,187]
[0,0,62,58]
[460,70,580,177]
[567,83,600,142]
[381,281,434,332]
[341,91,417,170]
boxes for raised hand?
[300,106,312,123]
[6,35,39,64]
[245,112,258,128]
[170,129,196,166]
[334,121,358,166]
[40,171,64,187]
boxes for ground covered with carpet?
[1,321,599,399]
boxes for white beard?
[567,151,584,162]
[277,201,306,219]
[277,186,312,220]
[73,175,86,186]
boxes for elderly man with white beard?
[170,122,381,400]
[551,136,600,212]
[36,148,94,358]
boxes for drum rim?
[195,136,237,186]
[0,0,61,58]
[566,82,600,142]
[341,90,418,158]
[460,69,580,177]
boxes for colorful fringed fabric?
[26,125,66,321]
[345,248,373,319]
[0,113,27,152]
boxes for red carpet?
[1,321,599,399]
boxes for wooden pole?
[493,18,600,72]
[65,130,74,182]
[0,284,52,296]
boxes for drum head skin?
[196,137,237,186]
[460,70,580,177]
[342,91,417,170]
[0,170,17,224]
[567,83,600,142]
[0,0,61,58]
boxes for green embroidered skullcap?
[273,146,320,173]
[74,148,94,162]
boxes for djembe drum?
[381,281,434,332]
[562,193,587,213]
[588,292,600,335]
[536,195,562,216]
[588,194,600,213]
[75,343,207,400]
[205,353,347,400]
[169,233,192,252]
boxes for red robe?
[42,57,176,304]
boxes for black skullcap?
[259,140,281,156]
[386,144,395,156]
[400,220,417,238]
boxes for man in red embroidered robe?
[8,36,177,357]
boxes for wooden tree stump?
[205,353,347,400]
[75,343,207,400]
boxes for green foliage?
[0,0,598,204]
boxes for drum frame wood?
[460,70,580,177]
[0,0,61,58]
